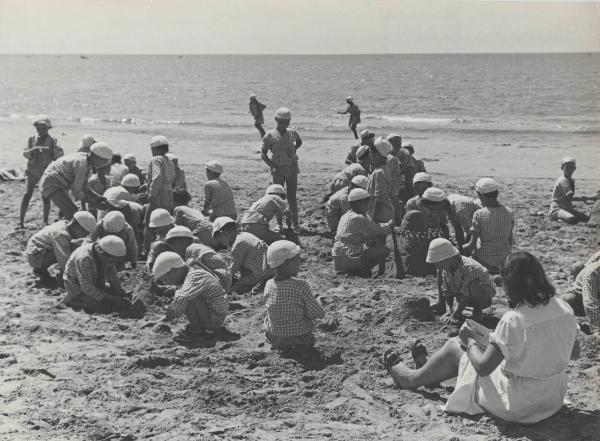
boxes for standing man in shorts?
[338,97,361,139]
[20,115,63,228]
[261,107,302,230]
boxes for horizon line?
[2,51,599,56]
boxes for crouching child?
[263,240,325,350]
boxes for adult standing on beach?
[249,94,267,137]
[20,115,64,228]
[261,107,302,229]
[338,97,361,139]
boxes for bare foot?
[389,362,417,389]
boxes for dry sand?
[1,125,599,440]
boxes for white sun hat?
[149,209,174,228]
[98,235,127,257]
[351,175,369,190]
[426,238,459,263]
[373,136,392,156]
[121,173,141,188]
[422,187,446,202]
[102,211,127,233]
[275,107,292,120]
[73,211,97,233]
[150,135,169,148]
[475,178,499,194]
[166,225,194,241]
[356,145,369,160]
[211,216,237,236]
[152,251,186,279]
[90,142,113,160]
[348,188,371,202]
[413,172,432,184]
[206,160,223,174]
[266,184,286,196]
[267,240,301,268]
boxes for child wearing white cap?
[345,130,375,165]
[463,179,514,274]
[426,238,495,324]
[101,173,145,239]
[446,194,483,241]
[90,211,139,268]
[77,134,96,153]
[326,162,366,199]
[62,236,131,314]
[263,240,325,350]
[212,217,273,295]
[405,172,433,211]
[261,107,303,229]
[249,94,267,137]
[325,175,369,233]
[122,153,145,184]
[549,157,591,224]
[25,211,97,285]
[202,161,237,221]
[173,205,222,250]
[332,188,394,276]
[153,251,230,344]
[386,135,415,202]
[337,97,361,139]
[20,114,64,228]
[38,143,112,221]
[240,184,290,244]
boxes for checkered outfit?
[367,164,394,222]
[326,187,351,215]
[329,163,365,194]
[231,232,270,285]
[63,243,123,302]
[405,197,447,238]
[167,268,228,321]
[263,278,325,337]
[174,206,206,231]
[90,222,138,265]
[447,193,482,231]
[471,205,514,270]
[441,256,496,302]
[241,194,287,225]
[332,210,391,257]
[549,175,574,214]
[185,243,232,292]
[40,153,92,199]
[570,261,600,333]
[204,177,237,217]
[263,128,300,171]
[386,154,403,195]
[26,220,73,271]
[586,250,600,267]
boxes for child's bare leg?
[42,196,51,225]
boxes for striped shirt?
[63,243,122,302]
[26,220,73,271]
[471,205,514,270]
[167,268,229,320]
[332,210,391,257]
[231,232,270,281]
[241,194,287,225]
[263,278,325,337]
[442,256,496,302]
[40,152,92,199]
[204,177,236,217]
[367,164,394,222]
[569,261,600,333]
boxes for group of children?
[19,110,600,351]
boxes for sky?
[0,0,598,54]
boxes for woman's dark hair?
[501,251,555,308]
[111,154,122,164]
[173,189,191,206]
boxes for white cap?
[426,238,459,263]
[102,211,127,233]
[422,187,446,202]
[373,136,392,156]
[81,134,96,150]
[121,173,141,188]
[561,156,576,166]
[346,96,353,102]
[402,142,414,151]
[123,153,136,161]
[149,208,174,228]
[212,216,236,236]
[206,160,223,174]
[249,93,257,99]
[166,153,178,162]
[348,188,371,202]
[475,178,499,194]
[360,129,374,139]
[98,235,126,257]
[166,225,194,241]
[90,142,113,160]
[275,107,291,120]
[73,211,97,233]
[33,114,52,128]
[351,175,369,189]
[152,251,186,279]
[150,135,169,148]
[266,184,286,196]
[386,133,401,141]
[267,240,301,268]
[356,145,369,160]
[413,172,432,184]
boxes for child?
[240,184,290,244]
[202,160,237,221]
[109,153,129,186]
[173,203,221,249]
[20,114,64,228]
[463,178,514,274]
[386,134,415,202]
[446,193,483,242]
[405,172,433,210]
[249,94,267,137]
[345,129,374,165]
[25,211,97,285]
[426,238,496,324]
[90,211,138,268]
[212,216,272,295]
[332,188,393,276]
[102,173,145,243]
[325,175,368,233]
[166,153,187,191]
[77,134,96,153]
[63,235,131,314]
[327,162,366,196]
[549,157,591,224]
[412,187,465,249]
[367,137,394,223]
[123,153,144,183]
[562,259,600,336]
[263,240,325,350]
[144,208,174,259]
[153,251,230,344]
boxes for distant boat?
[80,55,88,59]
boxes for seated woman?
[549,157,592,224]
[383,251,580,424]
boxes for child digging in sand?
[240,184,290,244]
[153,251,231,344]
[427,238,496,324]
[325,175,368,233]
[263,240,325,350]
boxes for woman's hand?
[458,320,475,345]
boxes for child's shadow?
[280,346,343,371]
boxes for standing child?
[20,115,64,228]
[202,160,237,221]
[263,240,325,350]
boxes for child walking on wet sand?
[263,240,325,350]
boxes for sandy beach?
[1,121,599,440]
